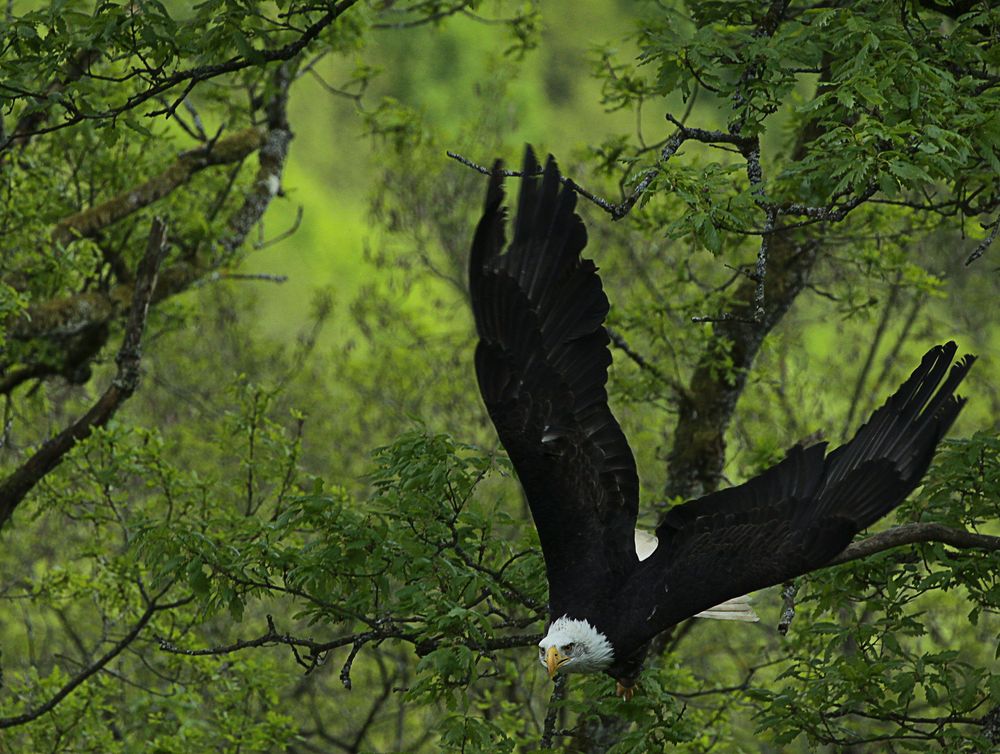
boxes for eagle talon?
[615,682,636,701]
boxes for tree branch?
[156,613,541,679]
[52,127,266,247]
[0,0,358,150]
[0,593,187,729]
[964,215,999,266]
[540,674,567,749]
[0,219,168,530]
[0,48,100,160]
[827,523,1000,566]
[3,69,293,397]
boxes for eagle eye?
[564,642,576,654]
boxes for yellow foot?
[615,682,636,701]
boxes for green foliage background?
[1,1,999,751]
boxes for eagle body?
[468,147,975,694]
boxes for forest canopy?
[1,1,999,752]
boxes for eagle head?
[538,616,614,677]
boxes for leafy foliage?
[1,0,999,752]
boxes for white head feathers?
[537,616,614,674]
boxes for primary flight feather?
[468,146,975,697]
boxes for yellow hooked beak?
[545,646,569,678]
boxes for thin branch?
[4,72,292,399]
[157,618,365,661]
[52,127,265,247]
[0,0,359,151]
[445,150,622,217]
[827,523,1000,567]
[606,326,684,395]
[964,215,1000,266]
[372,1,468,29]
[207,272,289,284]
[540,674,567,749]
[254,204,303,249]
[667,662,771,699]
[778,182,880,223]
[157,615,540,669]
[0,594,184,729]
[664,113,755,150]
[0,219,169,530]
[0,48,100,159]
[340,638,367,690]
[777,581,797,636]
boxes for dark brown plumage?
[469,146,975,690]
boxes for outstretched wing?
[469,147,640,614]
[619,342,974,645]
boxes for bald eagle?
[468,146,975,698]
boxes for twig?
[157,618,364,662]
[209,272,289,284]
[52,128,266,246]
[964,215,999,265]
[606,327,684,395]
[777,581,797,636]
[157,614,540,670]
[254,204,303,249]
[372,1,467,29]
[0,1,359,150]
[340,638,367,690]
[0,594,186,728]
[667,662,769,699]
[445,151,622,217]
[0,219,169,530]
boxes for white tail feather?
[634,528,758,622]
[695,595,759,622]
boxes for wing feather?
[617,343,974,647]
[469,147,640,613]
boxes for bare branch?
[208,271,289,284]
[445,150,622,217]
[606,326,685,396]
[664,113,755,150]
[777,581,797,636]
[827,523,1000,567]
[540,674,567,749]
[0,219,169,530]
[157,614,540,674]
[157,616,367,665]
[964,215,999,266]
[775,182,880,231]
[340,638,367,690]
